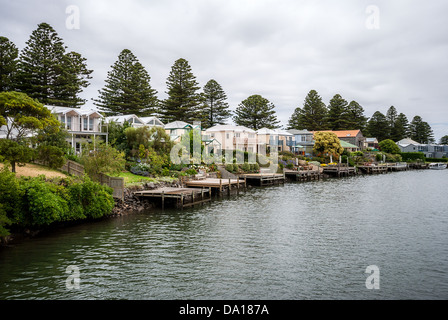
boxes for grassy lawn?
[116,171,178,186]
[0,162,67,179]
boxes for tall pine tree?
[17,22,92,107]
[345,100,367,131]
[200,79,231,128]
[0,36,19,92]
[233,94,280,130]
[94,49,158,116]
[287,90,328,131]
[394,113,410,141]
[409,115,434,143]
[366,111,390,142]
[326,94,349,130]
[161,58,201,124]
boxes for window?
[235,133,240,138]
[89,118,94,131]
[226,133,230,139]
[83,118,88,130]
[66,116,72,130]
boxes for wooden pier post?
[161,191,165,210]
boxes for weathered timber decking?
[284,170,322,181]
[185,178,246,195]
[323,166,357,177]
[134,187,212,209]
[241,173,285,186]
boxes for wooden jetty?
[185,178,246,196]
[241,173,285,186]
[134,187,212,209]
[322,165,357,177]
[357,165,388,174]
[284,169,322,182]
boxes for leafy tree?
[233,94,280,130]
[94,49,158,116]
[366,111,390,142]
[104,120,131,153]
[439,135,448,145]
[80,138,126,177]
[0,165,23,227]
[17,22,92,106]
[0,139,34,172]
[288,90,328,130]
[313,131,344,159]
[161,58,202,123]
[0,36,19,92]
[345,100,368,131]
[200,79,231,128]
[378,139,401,154]
[409,116,434,143]
[0,91,60,141]
[326,94,349,130]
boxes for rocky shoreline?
[111,180,183,216]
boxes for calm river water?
[1,170,447,300]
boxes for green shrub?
[225,164,234,172]
[0,166,24,224]
[185,168,198,176]
[233,163,239,173]
[401,152,426,162]
[241,162,250,172]
[80,177,114,219]
[252,163,259,172]
[20,177,69,226]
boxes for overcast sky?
[1,0,447,140]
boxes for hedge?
[401,152,426,162]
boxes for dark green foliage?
[345,101,368,131]
[0,91,60,141]
[326,94,349,130]
[233,94,280,130]
[225,164,234,172]
[0,139,34,172]
[400,152,426,162]
[200,79,231,128]
[78,177,114,219]
[439,135,448,145]
[0,169,115,234]
[17,23,92,107]
[0,36,19,92]
[94,49,158,116]
[393,113,410,141]
[35,145,66,169]
[366,111,390,142]
[409,116,434,144]
[288,90,328,130]
[161,58,202,123]
[378,139,401,154]
[241,162,251,172]
[0,165,23,224]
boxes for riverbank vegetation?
[0,164,114,237]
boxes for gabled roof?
[396,138,421,147]
[164,121,192,129]
[206,124,256,133]
[339,140,359,149]
[46,105,102,117]
[105,114,145,124]
[313,130,363,138]
[287,129,312,135]
[139,116,164,126]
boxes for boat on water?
[429,163,447,170]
